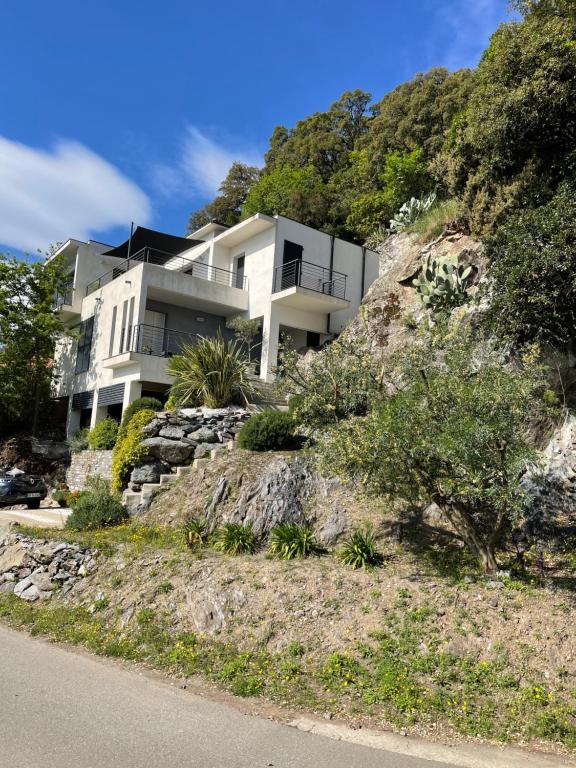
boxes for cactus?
[390,192,437,233]
[412,253,472,312]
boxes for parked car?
[0,471,48,509]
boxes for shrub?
[65,476,128,531]
[117,397,162,440]
[183,516,208,549]
[51,489,69,507]
[88,418,119,450]
[339,526,382,569]
[269,523,317,559]
[212,522,259,555]
[237,411,297,452]
[111,409,156,491]
[167,331,256,408]
[68,428,89,453]
[486,183,576,346]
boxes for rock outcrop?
[0,531,98,601]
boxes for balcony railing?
[123,323,201,357]
[86,247,248,295]
[273,259,347,300]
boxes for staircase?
[246,376,288,412]
[123,441,236,512]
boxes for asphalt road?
[0,625,456,768]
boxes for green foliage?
[0,251,68,435]
[412,252,472,313]
[486,183,576,345]
[405,198,461,241]
[183,516,208,549]
[212,522,259,555]
[389,192,437,234]
[51,489,69,506]
[269,523,317,560]
[111,409,156,491]
[319,327,551,573]
[118,397,162,440]
[275,336,385,428]
[242,165,330,229]
[440,4,576,233]
[226,315,261,363]
[65,476,128,531]
[339,525,382,569]
[167,331,255,408]
[87,418,119,450]
[188,162,260,232]
[237,411,297,452]
[67,428,89,453]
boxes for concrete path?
[0,505,70,529]
[0,625,457,768]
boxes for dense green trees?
[0,253,67,435]
[188,162,260,232]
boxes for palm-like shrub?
[269,522,317,559]
[212,522,259,555]
[167,331,255,408]
[183,516,208,549]
[339,526,381,569]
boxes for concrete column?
[122,380,142,416]
[260,310,280,381]
[66,398,81,438]
[90,391,108,430]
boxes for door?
[143,310,166,355]
[281,241,303,290]
[235,254,245,289]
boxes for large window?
[75,316,94,374]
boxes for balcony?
[53,285,79,320]
[103,324,200,370]
[86,247,247,295]
[272,260,349,312]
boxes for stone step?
[193,458,210,469]
[159,474,174,485]
[175,465,194,477]
[141,482,162,495]
[123,491,142,508]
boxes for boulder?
[140,437,194,465]
[188,427,218,444]
[130,462,163,486]
[318,505,349,546]
[194,443,218,459]
[158,425,187,440]
[0,543,30,572]
[179,408,202,419]
[30,571,55,591]
[141,419,165,436]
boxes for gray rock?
[318,505,349,546]
[130,462,163,485]
[188,427,218,443]
[141,418,165,436]
[178,408,201,419]
[140,437,194,465]
[30,572,54,591]
[13,576,33,597]
[158,425,187,440]
[20,584,41,601]
[194,443,216,459]
[0,581,15,594]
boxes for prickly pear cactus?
[412,253,472,312]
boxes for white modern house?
[51,214,379,435]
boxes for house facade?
[51,213,379,436]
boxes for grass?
[405,199,461,243]
[0,587,574,751]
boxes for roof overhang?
[103,227,203,261]
[212,213,276,248]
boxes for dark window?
[75,316,94,374]
[281,241,303,290]
[235,254,245,289]
[306,331,320,348]
[283,240,303,265]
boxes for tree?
[227,316,261,364]
[242,165,331,229]
[486,182,576,346]
[0,253,67,435]
[319,328,550,573]
[188,162,260,233]
[439,4,576,233]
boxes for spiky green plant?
[339,526,382,569]
[412,253,472,313]
[269,522,317,559]
[212,522,259,555]
[167,330,256,408]
[389,192,437,233]
[183,516,208,549]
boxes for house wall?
[145,299,233,340]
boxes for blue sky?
[0,0,512,257]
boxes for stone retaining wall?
[66,450,113,491]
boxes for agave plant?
[412,253,472,313]
[339,525,382,569]
[167,330,256,408]
[212,522,259,555]
[183,516,208,549]
[269,522,317,560]
[389,192,437,234]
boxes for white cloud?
[0,136,151,253]
[434,0,511,69]
[152,126,262,200]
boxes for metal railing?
[124,323,201,357]
[86,247,248,295]
[273,259,347,300]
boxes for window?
[235,254,245,289]
[75,316,94,374]
[306,331,320,348]
[283,240,303,265]
[108,306,117,357]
